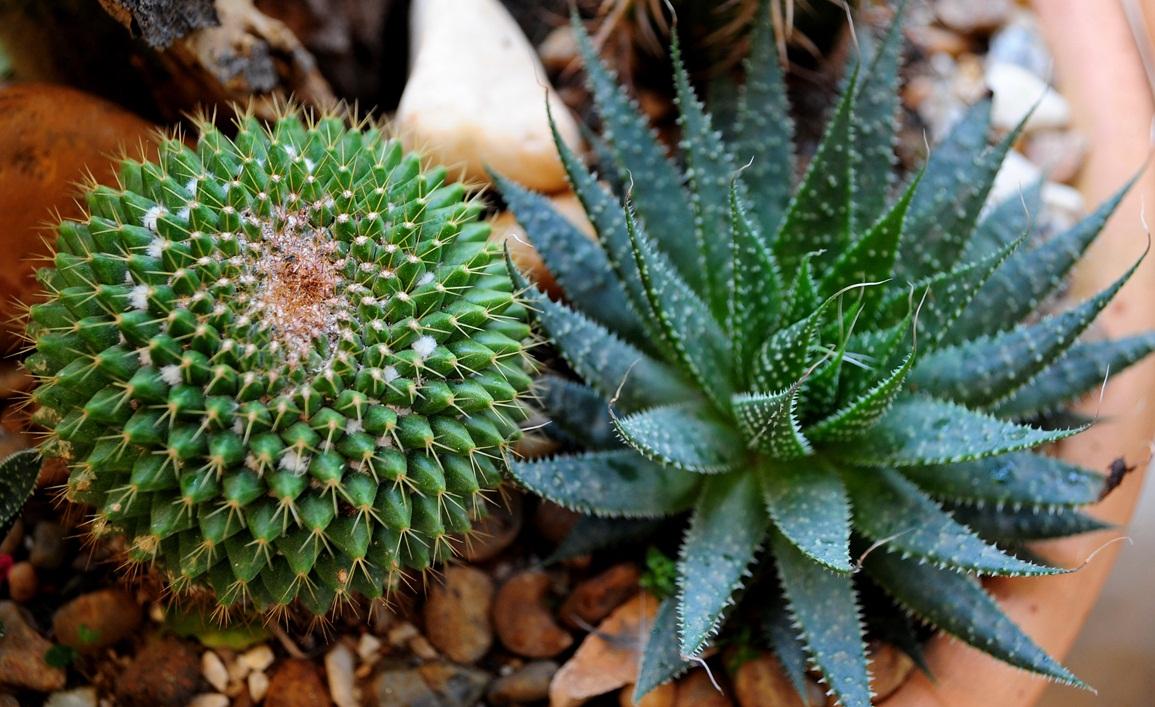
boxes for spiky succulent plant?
[497,7,1155,705]
[22,111,533,616]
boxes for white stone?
[357,633,383,661]
[988,150,1042,207]
[1042,182,1086,220]
[201,651,230,693]
[44,688,98,707]
[248,671,270,703]
[325,643,358,707]
[395,0,582,193]
[188,695,229,707]
[986,62,1070,133]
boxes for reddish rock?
[116,635,204,706]
[52,588,141,652]
[266,659,332,707]
[560,563,641,629]
[423,566,495,663]
[493,570,573,658]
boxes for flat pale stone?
[986,62,1070,133]
[396,0,582,192]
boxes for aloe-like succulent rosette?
[497,7,1154,706]
[24,113,533,616]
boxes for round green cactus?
[23,111,533,615]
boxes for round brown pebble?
[116,635,204,706]
[487,661,558,704]
[734,653,819,707]
[0,601,65,692]
[424,565,495,663]
[560,563,640,629]
[52,588,141,653]
[675,670,733,706]
[493,570,573,658]
[5,562,36,603]
[266,659,332,707]
[621,681,677,706]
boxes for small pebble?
[1025,129,1087,184]
[52,588,142,652]
[935,0,1010,35]
[248,670,270,702]
[0,601,66,691]
[733,653,823,707]
[324,643,357,707]
[0,519,21,556]
[116,636,204,707]
[621,681,677,707]
[188,694,229,707]
[423,565,495,663]
[487,660,557,704]
[560,563,640,629]
[6,561,36,603]
[674,670,734,706]
[986,62,1070,133]
[356,633,382,662]
[44,687,98,707]
[202,651,230,693]
[493,570,573,658]
[239,644,276,673]
[386,621,418,647]
[28,521,66,569]
[988,14,1052,77]
[538,25,579,72]
[266,658,331,707]
[408,635,439,660]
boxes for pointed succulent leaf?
[624,203,734,406]
[678,472,767,656]
[771,531,871,707]
[773,66,858,275]
[550,111,662,341]
[901,100,1022,277]
[950,178,1133,342]
[751,303,826,393]
[844,467,1061,576]
[0,450,40,537]
[671,31,738,317]
[707,73,741,143]
[837,317,911,401]
[821,171,920,297]
[841,395,1082,467]
[850,3,905,228]
[785,254,822,323]
[733,388,813,459]
[962,180,1043,261]
[536,376,617,450]
[760,460,851,572]
[948,504,1112,542]
[510,257,696,412]
[762,601,813,703]
[614,404,743,473]
[912,258,1140,408]
[729,184,783,378]
[732,0,795,236]
[493,172,649,345]
[899,452,1105,508]
[572,15,701,291]
[880,234,1021,347]
[509,450,699,518]
[996,332,1155,418]
[635,597,694,700]
[807,353,914,443]
[865,550,1084,686]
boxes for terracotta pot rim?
[881,2,1155,705]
